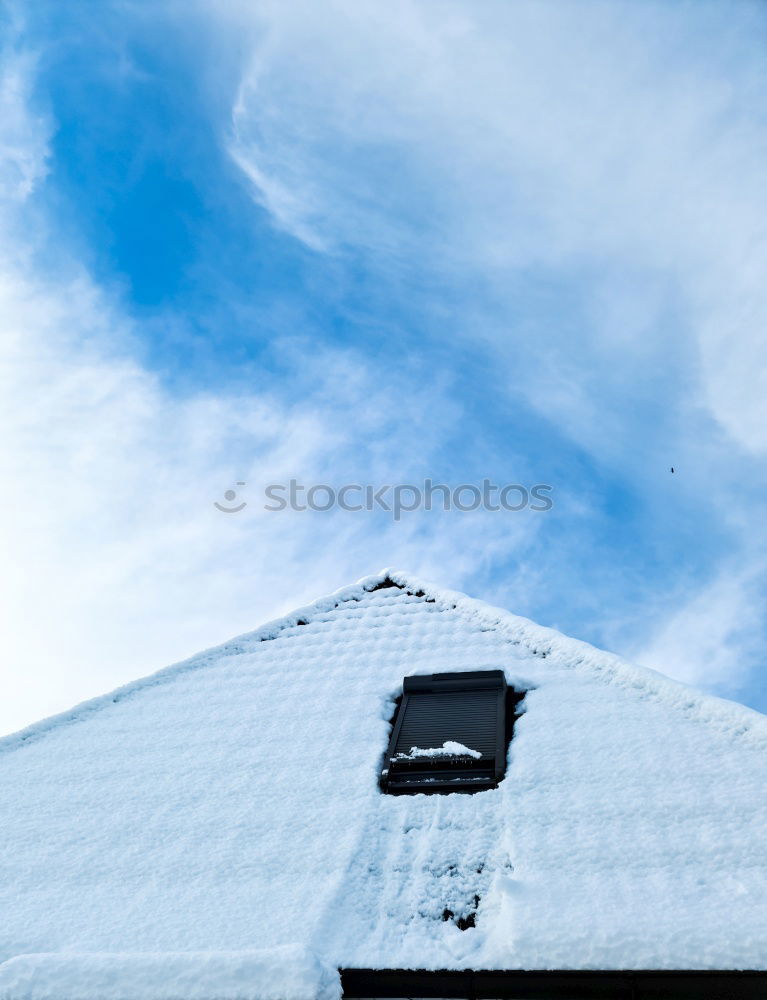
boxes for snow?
[0,568,766,997]
[395,741,482,759]
[0,948,340,1000]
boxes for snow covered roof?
[1,569,766,998]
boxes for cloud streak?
[0,41,541,734]
[222,0,767,696]
[227,0,767,451]
[3,0,767,733]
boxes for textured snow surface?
[396,741,482,759]
[0,947,340,1000]
[1,568,766,992]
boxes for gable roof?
[4,568,765,757]
[0,569,765,995]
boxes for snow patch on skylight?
[395,741,482,760]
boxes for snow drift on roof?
[0,569,765,996]
[0,948,340,1000]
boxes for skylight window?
[380,670,517,795]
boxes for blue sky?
[2,0,767,733]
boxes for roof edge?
[0,569,401,755]
[382,569,767,749]
[341,968,767,998]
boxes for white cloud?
[1,249,545,735]
[4,1,767,734]
[216,0,767,704]
[0,47,48,204]
[0,45,541,735]
[633,562,767,691]
[224,0,767,455]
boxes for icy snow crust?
[0,569,766,990]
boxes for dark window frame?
[379,670,511,795]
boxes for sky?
[1,0,767,735]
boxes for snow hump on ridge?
[2,567,766,757]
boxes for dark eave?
[341,968,767,999]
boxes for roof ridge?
[383,568,767,749]
[2,568,765,756]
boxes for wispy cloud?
[1,253,539,733]
[222,0,767,693]
[3,0,767,734]
[0,36,541,734]
[226,0,767,452]
[0,49,48,204]
[634,562,767,692]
